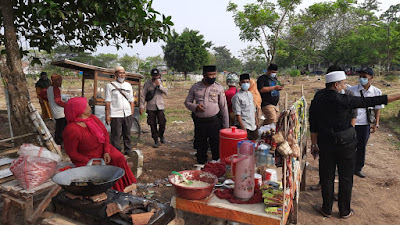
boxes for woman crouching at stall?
[63,97,137,191]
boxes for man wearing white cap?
[309,71,400,219]
[105,66,135,155]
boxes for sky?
[96,0,398,59]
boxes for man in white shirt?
[105,66,135,155]
[348,67,383,178]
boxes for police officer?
[309,71,400,219]
[185,65,229,164]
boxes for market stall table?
[171,194,284,225]
[0,179,61,224]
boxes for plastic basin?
[168,170,218,200]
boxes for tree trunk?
[0,0,36,145]
[184,71,188,80]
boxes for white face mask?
[271,73,277,78]
[339,89,345,94]
[117,77,125,83]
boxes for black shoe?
[152,139,159,148]
[124,150,131,156]
[354,171,366,178]
[160,136,166,144]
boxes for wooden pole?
[0,133,35,144]
[281,93,288,224]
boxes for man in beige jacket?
[140,68,168,148]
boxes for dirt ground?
[1,75,400,224]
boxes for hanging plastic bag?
[10,144,59,190]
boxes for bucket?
[219,126,247,164]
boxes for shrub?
[288,69,300,77]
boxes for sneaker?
[354,171,366,178]
[340,209,355,219]
[160,136,166,144]
[313,205,331,218]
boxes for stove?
[52,189,174,225]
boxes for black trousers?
[110,115,133,152]
[194,115,221,164]
[55,117,67,145]
[147,110,166,140]
[355,125,370,172]
[318,136,356,216]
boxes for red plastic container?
[219,126,247,163]
[168,170,218,200]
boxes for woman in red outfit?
[63,97,137,192]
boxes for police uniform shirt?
[257,74,280,107]
[184,81,229,128]
[309,89,387,135]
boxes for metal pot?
[52,158,125,196]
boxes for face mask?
[338,89,345,94]
[241,83,250,91]
[359,78,369,86]
[271,73,277,78]
[117,77,125,83]
[205,77,216,85]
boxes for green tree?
[213,45,242,72]
[227,0,302,64]
[381,4,400,71]
[162,28,211,80]
[0,0,173,142]
[91,53,119,68]
[240,46,268,75]
[285,0,375,66]
[140,55,165,77]
[118,54,140,72]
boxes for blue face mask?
[271,73,277,78]
[359,78,369,86]
[241,83,250,91]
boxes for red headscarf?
[64,97,106,144]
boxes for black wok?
[52,158,125,196]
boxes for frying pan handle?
[87,158,106,166]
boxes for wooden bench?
[0,179,61,225]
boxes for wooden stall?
[172,91,308,225]
[51,59,143,111]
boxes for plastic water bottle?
[271,80,279,97]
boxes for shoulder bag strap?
[111,82,130,102]
[359,90,371,123]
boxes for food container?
[220,127,247,163]
[168,170,218,200]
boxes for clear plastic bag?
[18,143,61,162]
[10,144,59,190]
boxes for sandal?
[313,205,332,218]
[340,209,355,219]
